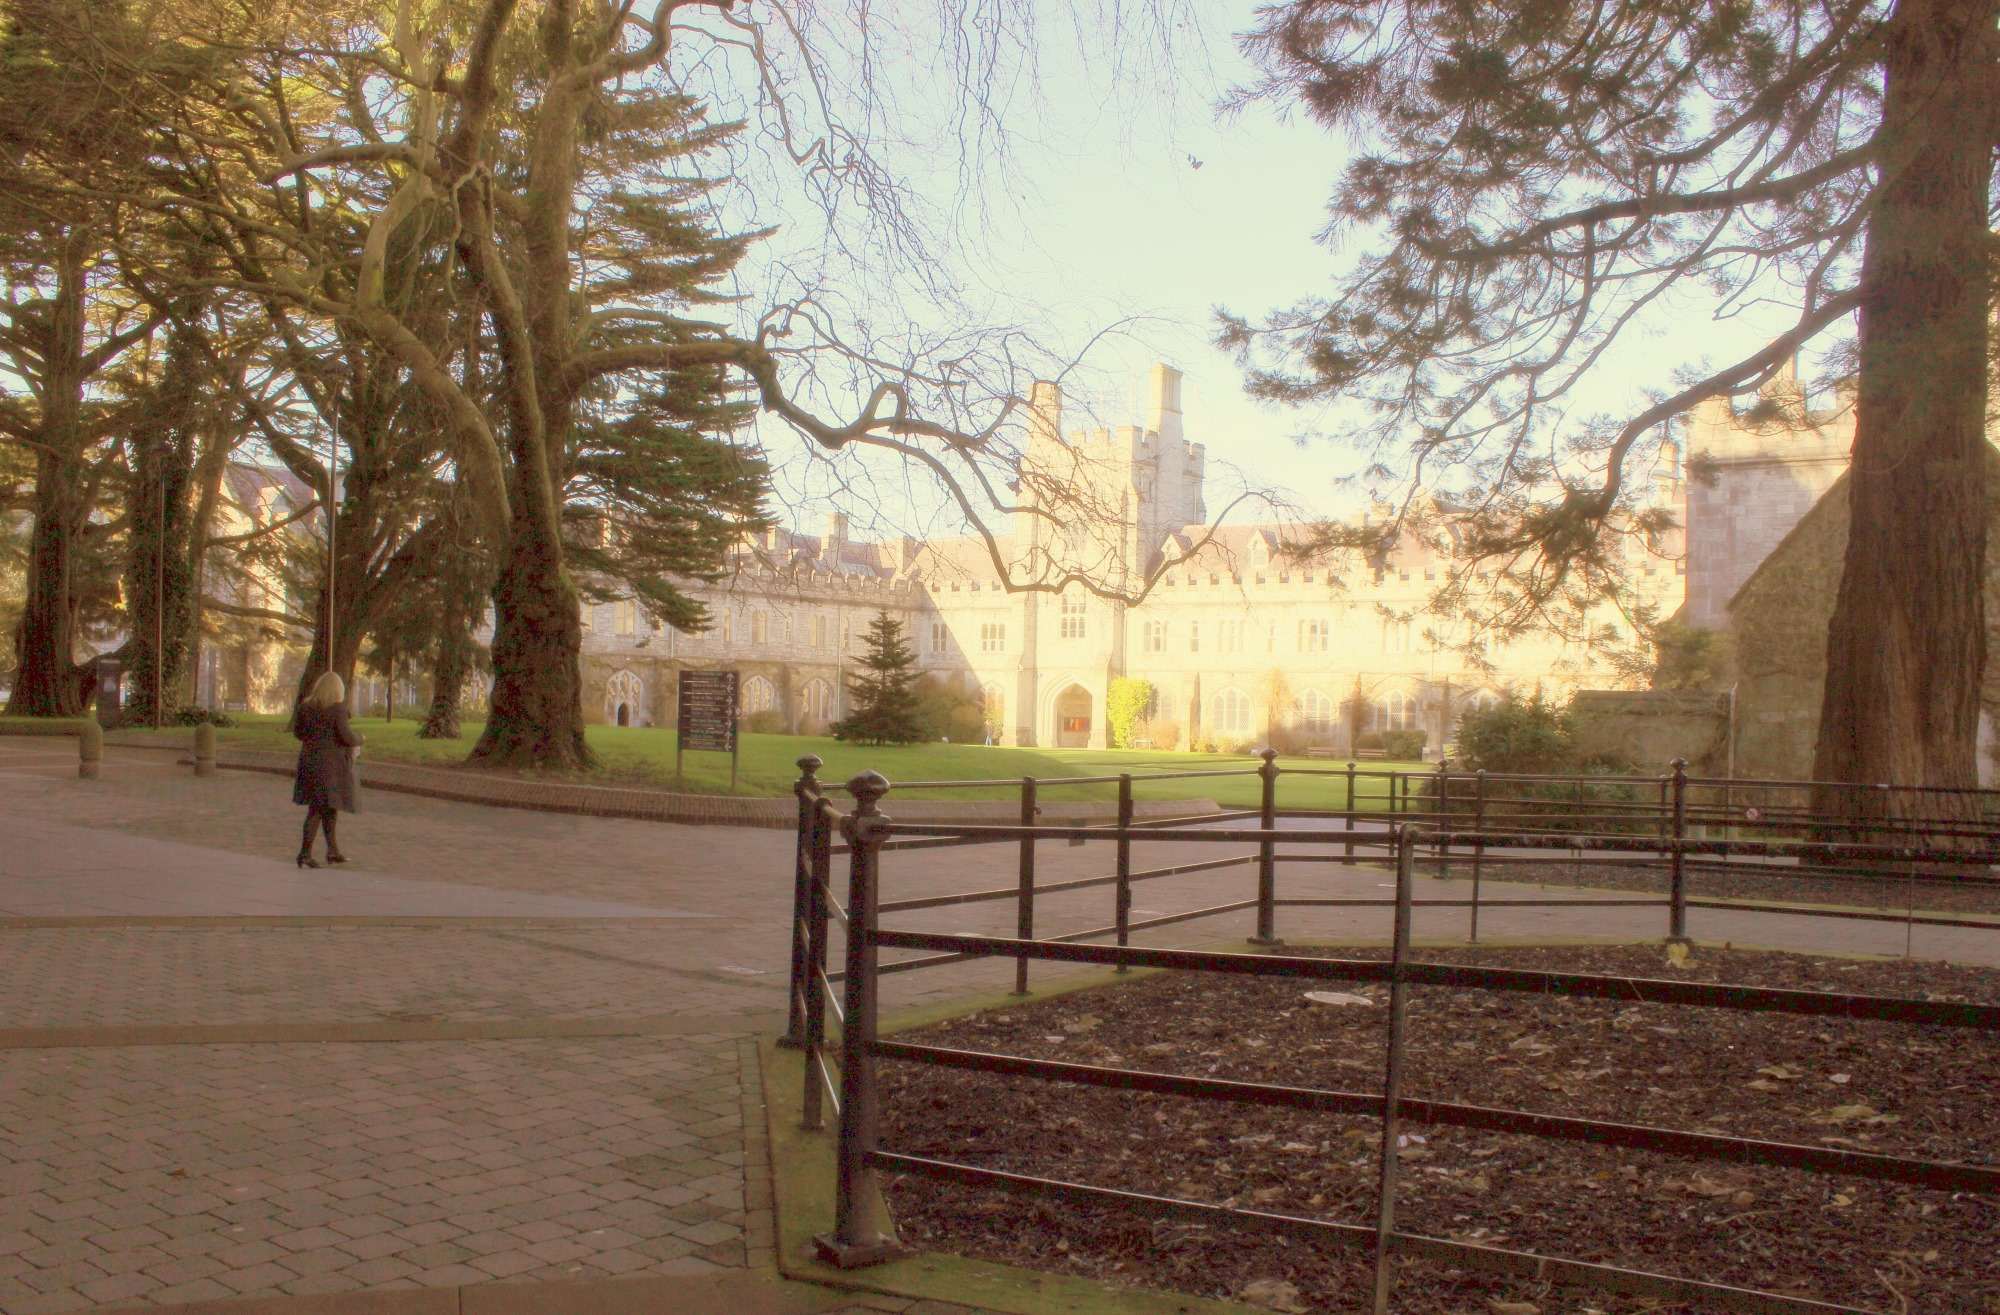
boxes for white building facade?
[581,365,1685,754]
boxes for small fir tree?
[832,612,924,745]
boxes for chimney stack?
[824,511,848,561]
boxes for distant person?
[291,672,363,869]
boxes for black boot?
[298,810,322,868]
[323,810,347,864]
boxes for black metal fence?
[782,754,2000,1313]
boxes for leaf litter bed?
[878,944,2000,1314]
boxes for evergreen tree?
[1229,0,1998,832]
[832,612,924,746]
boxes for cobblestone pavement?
[2,738,1995,1314]
[0,1036,748,1308]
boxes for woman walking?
[292,672,363,868]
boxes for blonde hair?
[305,672,346,709]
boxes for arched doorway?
[1054,684,1093,748]
[604,669,644,727]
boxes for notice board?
[677,669,739,753]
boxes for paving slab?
[1,735,1994,1315]
[0,813,703,921]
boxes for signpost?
[676,669,740,791]
[93,655,123,724]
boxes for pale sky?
[687,1,1818,540]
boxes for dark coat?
[292,701,363,812]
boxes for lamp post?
[153,470,164,729]
[325,395,338,683]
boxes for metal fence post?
[1433,757,1450,880]
[1014,777,1037,996]
[1371,825,1418,1314]
[816,771,897,1268]
[1470,770,1486,944]
[802,801,833,1131]
[1246,749,1281,945]
[1115,774,1135,968]
[1669,757,1689,943]
[1572,773,1585,879]
[1658,772,1671,851]
[1345,761,1358,862]
[783,754,824,1049]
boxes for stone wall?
[1681,369,1853,628]
[1569,689,1729,774]
[1726,463,2000,783]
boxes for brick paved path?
[1,738,1994,1314]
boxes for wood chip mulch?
[878,944,2000,1314]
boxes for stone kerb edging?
[98,734,1220,829]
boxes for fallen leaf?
[1303,990,1374,1007]
[1240,1277,1308,1313]
[1490,1302,1541,1315]
[1810,1104,1880,1125]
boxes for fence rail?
[782,753,2000,1312]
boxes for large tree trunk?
[418,633,471,739]
[6,446,91,717]
[183,412,236,708]
[6,240,93,718]
[120,323,202,726]
[469,521,589,769]
[1811,0,1997,841]
[294,576,366,708]
[418,579,475,740]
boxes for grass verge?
[99,713,1420,807]
[0,716,88,737]
[760,1035,1249,1315]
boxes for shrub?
[1134,718,1180,750]
[1106,677,1154,749]
[172,706,236,728]
[913,676,985,742]
[1265,725,1309,756]
[1453,693,1574,774]
[742,709,789,734]
[1379,729,1426,760]
[1356,730,1425,757]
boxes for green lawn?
[96,714,1425,809]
